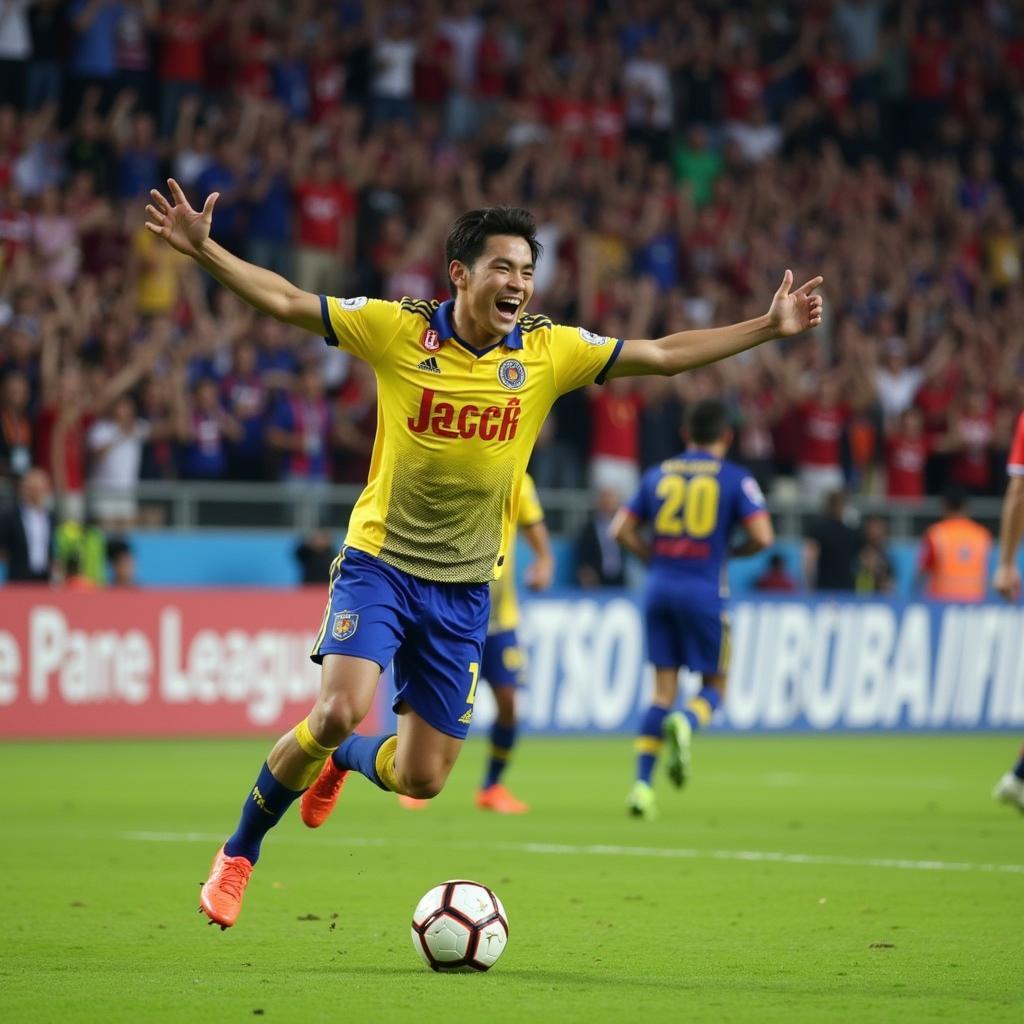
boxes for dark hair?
[444,207,542,296]
[687,399,730,445]
[943,485,967,512]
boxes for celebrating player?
[144,181,822,928]
[992,409,1024,811]
[611,399,774,820]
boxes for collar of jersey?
[430,299,524,356]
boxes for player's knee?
[397,757,451,799]
[401,774,445,800]
[314,693,365,741]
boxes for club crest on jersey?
[422,329,441,352]
[332,611,359,641]
[578,327,610,346]
[498,358,527,390]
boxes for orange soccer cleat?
[199,846,254,929]
[475,783,529,814]
[299,758,349,828]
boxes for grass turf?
[2,734,1022,1023]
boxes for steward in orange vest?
[918,489,992,602]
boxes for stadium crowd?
[2,0,1024,543]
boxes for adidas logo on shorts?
[417,357,441,374]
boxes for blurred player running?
[475,472,553,812]
[145,180,822,928]
[611,399,774,819]
[992,409,1024,812]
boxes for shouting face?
[450,234,535,347]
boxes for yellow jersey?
[489,472,544,633]
[321,295,620,583]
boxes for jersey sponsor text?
[407,388,522,441]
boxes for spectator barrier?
[20,530,1021,598]
[2,589,1021,738]
[505,593,1024,734]
[0,587,380,738]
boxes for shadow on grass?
[323,964,694,991]
[500,968,696,991]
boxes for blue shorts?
[481,629,524,688]
[311,547,490,739]
[644,583,730,676]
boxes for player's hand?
[767,270,824,338]
[993,563,1021,602]
[524,555,555,591]
[145,179,218,259]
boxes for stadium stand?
[1,1,1022,563]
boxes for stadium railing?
[0,479,1007,538]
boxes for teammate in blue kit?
[611,399,774,819]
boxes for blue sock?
[483,722,516,789]
[224,762,303,864]
[1013,746,1024,781]
[683,686,722,733]
[333,733,393,791]
[635,705,669,784]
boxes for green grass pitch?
[2,734,1022,1023]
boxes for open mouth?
[495,297,521,323]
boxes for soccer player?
[611,399,774,820]
[476,471,553,813]
[144,181,822,928]
[992,409,1024,811]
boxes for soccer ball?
[411,880,509,972]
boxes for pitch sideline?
[119,830,1024,875]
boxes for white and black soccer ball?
[411,880,509,972]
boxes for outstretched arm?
[146,179,323,335]
[607,271,824,378]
